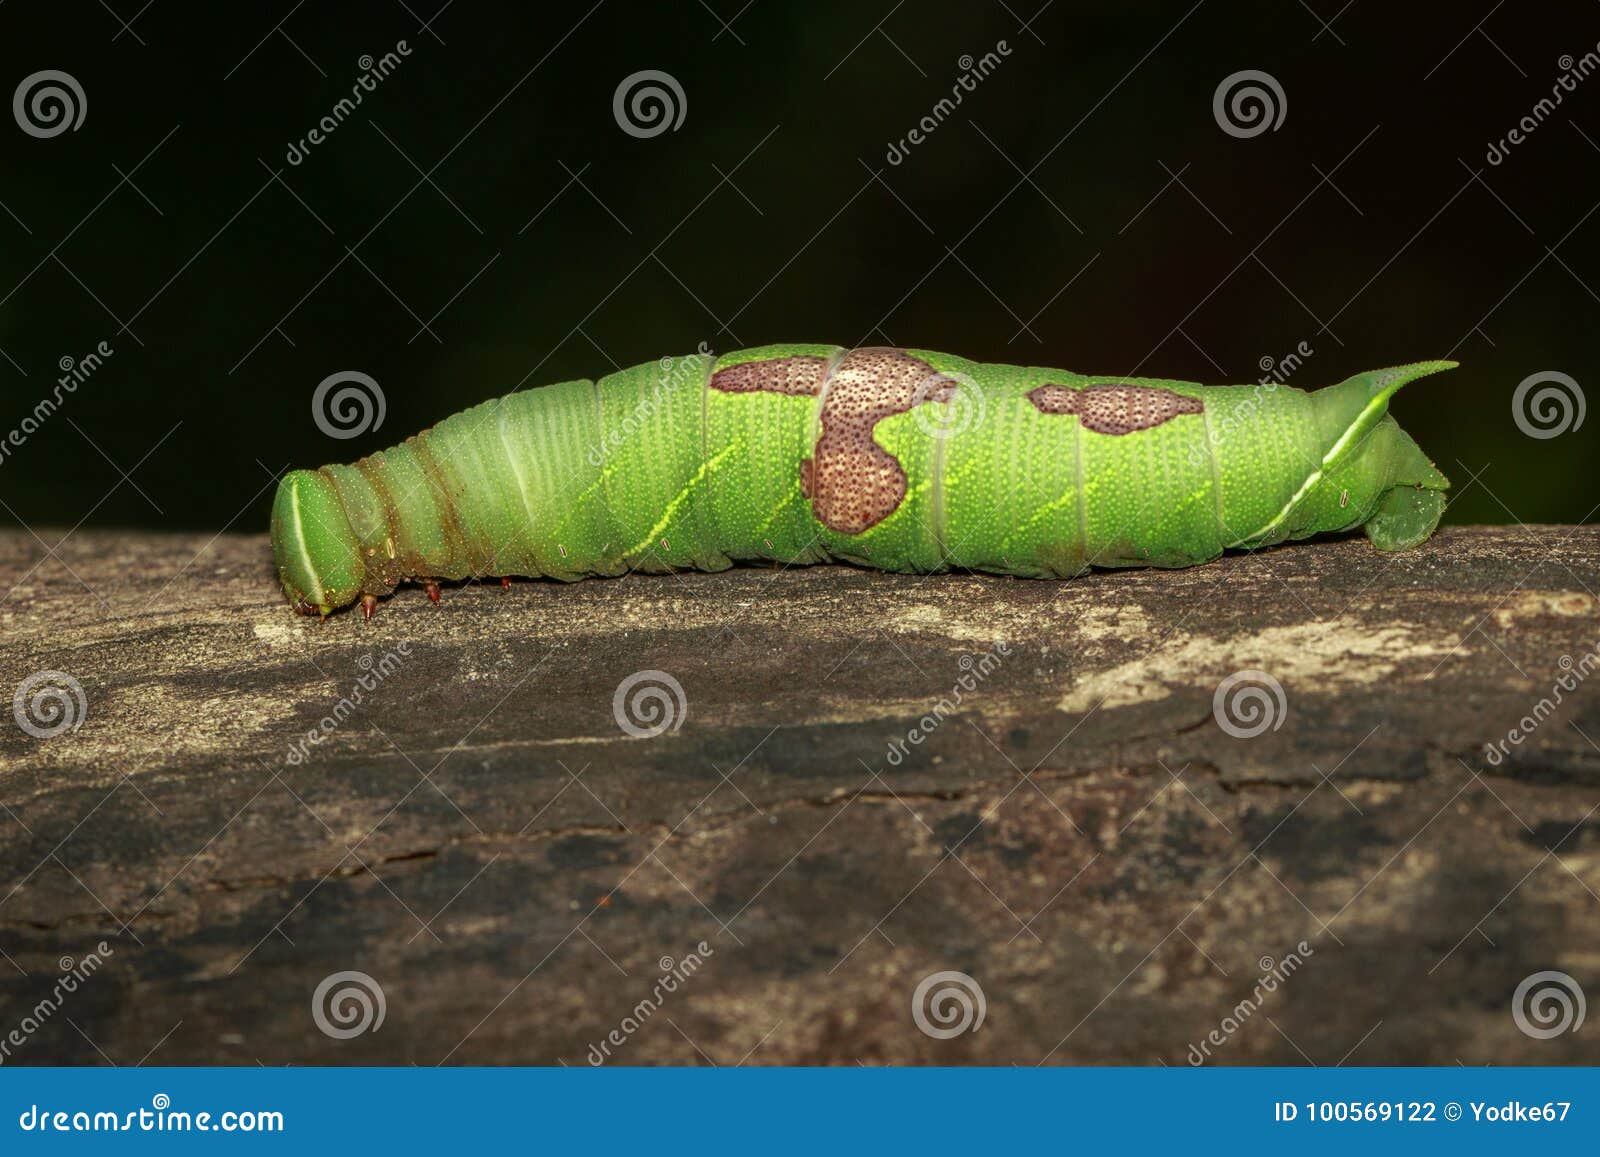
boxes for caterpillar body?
[270,344,1454,617]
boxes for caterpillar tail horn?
[1310,360,1455,552]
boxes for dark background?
[1,0,1597,532]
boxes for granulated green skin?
[270,346,1453,614]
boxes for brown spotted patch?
[802,348,956,535]
[709,349,957,535]
[709,356,829,397]
[1027,382,1203,434]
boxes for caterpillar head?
[270,469,365,615]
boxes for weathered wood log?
[1,526,1597,1065]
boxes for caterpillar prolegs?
[269,344,1454,617]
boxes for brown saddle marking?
[1027,382,1203,434]
[709,349,957,535]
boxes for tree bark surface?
[1,526,1596,1065]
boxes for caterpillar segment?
[270,347,1454,617]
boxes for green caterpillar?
[270,344,1453,618]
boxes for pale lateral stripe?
[690,353,726,562]
[928,384,950,566]
[624,443,738,559]
[496,400,541,568]
[1072,397,1087,569]
[1197,401,1228,544]
[288,481,325,606]
[699,352,716,544]
[1226,390,1392,549]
